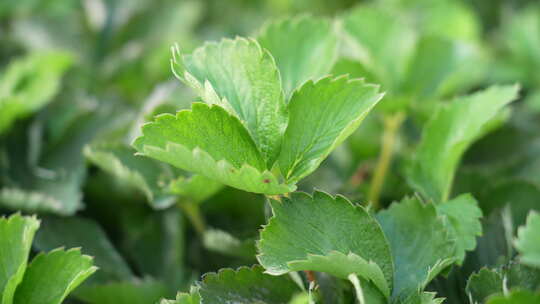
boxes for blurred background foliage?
[1,0,540,303]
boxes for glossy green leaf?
[13,248,97,304]
[407,85,520,202]
[0,51,72,133]
[171,38,287,164]
[0,214,40,304]
[258,15,338,97]
[75,280,169,304]
[278,76,382,183]
[515,212,540,268]
[437,194,483,264]
[258,191,393,297]
[466,268,503,304]
[376,196,456,299]
[133,103,294,194]
[198,266,299,304]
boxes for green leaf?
[0,214,40,304]
[343,4,417,91]
[407,85,520,202]
[13,248,97,304]
[437,194,483,264]
[487,290,540,304]
[278,76,382,183]
[257,191,393,297]
[515,211,540,268]
[198,266,300,304]
[171,38,287,164]
[257,15,338,97]
[0,51,72,133]
[133,102,294,194]
[84,143,177,209]
[466,268,503,304]
[74,280,169,304]
[376,196,456,299]
[33,216,133,283]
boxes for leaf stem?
[178,200,206,235]
[368,112,405,210]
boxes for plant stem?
[178,200,206,236]
[368,112,405,210]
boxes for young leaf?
[0,52,72,133]
[203,229,256,259]
[278,76,383,183]
[486,290,540,304]
[257,191,393,298]
[407,85,520,202]
[84,143,177,209]
[437,194,483,264]
[198,266,300,304]
[171,38,287,164]
[0,214,40,304]
[159,291,200,304]
[515,212,540,268]
[74,280,169,304]
[33,216,133,283]
[257,15,338,97]
[168,174,222,203]
[466,268,503,304]
[13,248,97,304]
[376,196,456,299]
[133,103,294,194]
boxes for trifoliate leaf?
[257,15,338,97]
[376,196,456,299]
[33,216,133,283]
[0,214,40,304]
[466,268,503,304]
[84,143,178,209]
[486,290,540,304]
[515,211,540,268]
[278,76,382,183]
[171,38,287,164]
[13,248,97,304]
[198,266,300,304]
[0,51,72,133]
[437,194,483,264]
[407,85,520,202]
[133,103,294,194]
[74,280,169,304]
[257,191,393,297]
[343,4,417,91]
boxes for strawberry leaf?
[515,211,540,268]
[376,196,456,299]
[133,103,294,194]
[257,191,393,298]
[74,280,169,304]
[0,214,40,304]
[407,85,520,202]
[198,266,300,304]
[278,76,382,183]
[171,38,287,165]
[13,248,97,304]
[258,15,338,97]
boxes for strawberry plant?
[1,1,540,304]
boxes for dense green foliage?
[1,0,540,303]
